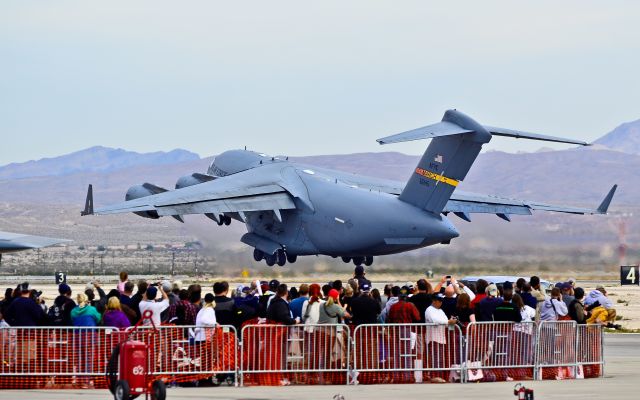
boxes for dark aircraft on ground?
[0,231,70,265]
[82,110,617,267]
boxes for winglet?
[597,184,617,214]
[81,184,94,216]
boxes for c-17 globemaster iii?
[0,231,70,266]
[82,110,617,267]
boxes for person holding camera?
[139,282,169,327]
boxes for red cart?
[107,310,167,400]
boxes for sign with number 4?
[620,265,639,286]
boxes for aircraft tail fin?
[377,109,588,215]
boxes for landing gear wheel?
[352,256,364,266]
[341,256,351,263]
[364,256,373,266]
[286,254,298,264]
[223,215,231,225]
[265,253,276,266]
[152,380,166,400]
[114,380,130,400]
[216,216,224,226]
[276,249,287,266]
[253,248,264,262]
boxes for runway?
[0,334,637,400]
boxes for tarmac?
[0,334,637,400]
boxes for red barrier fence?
[0,321,603,388]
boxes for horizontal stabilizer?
[377,110,589,147]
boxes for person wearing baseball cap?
[561,282,575,308]
[49,283,76,326]
[475,283,503,322]
[318,289,350,324]
[353,265,372,291]
[423,293,456,383]
[139,283,169,327]
[350,283,381,326]
[4,282,46,326]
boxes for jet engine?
[175,173,215,190]
[125,183,168,219]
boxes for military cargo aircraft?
[82,110,616,267]
[0,231,70,265]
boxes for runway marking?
[415,168,459,187]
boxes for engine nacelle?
[175,173,216,190]
[125,183,166,219]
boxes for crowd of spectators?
[0,266,622,331]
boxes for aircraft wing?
[84,168,296,218]
[0,231,70,253]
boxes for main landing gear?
[253,248,296,267]
[341,256,374,266]
[216,215,232,226]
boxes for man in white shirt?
[424,294,456,383]
[138,284,169,327]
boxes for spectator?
[289,286,299,301]
[353,265,371,291]
[50,283,76,326]
[441,284,458,318]
[387,287,420,323]
[476,284,503,322]
[301,284,323,326]
[513,293,536,323]
[529,276,546,321]
[371,288,382,307]
[318,289,350,324]
[469,279,488,310]
[540,287,568,321]
[213,281,237,328]
[409,279,432,323]
[0,309,9,327]
[382,284,393,309]
[0,288,14,314]
[561,282,575,308]
[380,286,400,322]
[193,293,217,342]
[102,297,131,329]
[117,271,128,294]
[266,284,296,325]
[453,292,475,325]
[163,280,178,306]
[519,283,538,310]
[424,294,456,383]
[5,282,45,326]
[120,281,135,308]
[585,285,619,328]
[515,278,526,294]
[167,289,197,325]
[492,282,522,322]
[342,285,355,319]
[139,285,169,327]
[347,278,359,297]
[568,288,588,324]
[85,281,107,313]
[188,284,202,310]
[289,284,309,320]
[71,293,101,327]
[350,283,381,326]
[131,280,148,320]
[584,284,614,309]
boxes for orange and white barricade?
[464,322,537,382]
[240,323,350,386]
[352,323,463,384]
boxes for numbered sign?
[620,265,639,286]
[55,271,67,285]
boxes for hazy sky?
[2,1,640,165]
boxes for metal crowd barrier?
[464,322,537,382]
[240,324,351,386]
[0,326,125,388]
[0,321,604,389]
[352,323,463,384]
[125,325,238,385]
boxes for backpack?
[48,302,65,325]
